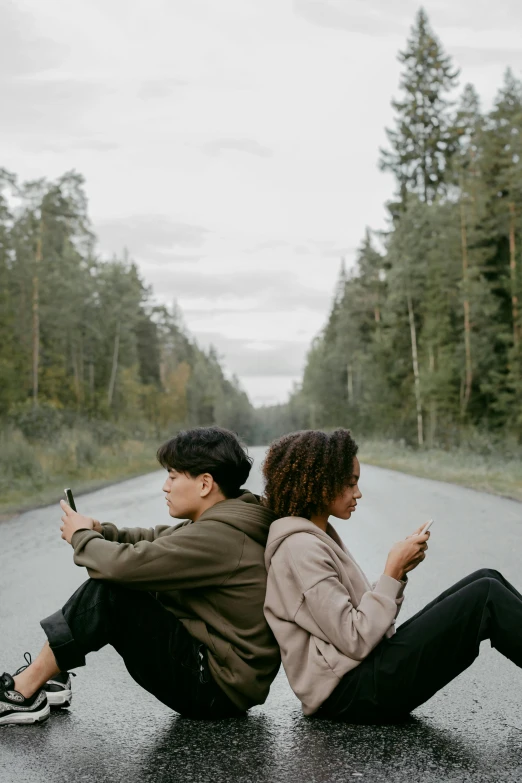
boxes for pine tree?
[380,8,460,205]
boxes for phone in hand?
[64,488,77,512]
[419,518,434,536]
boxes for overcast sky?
[3,0,522,405]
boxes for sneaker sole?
[0,704,50,725]
[47,689,72,708]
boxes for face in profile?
[162,468,204,520]
[327,457,362,520]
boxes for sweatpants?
[40,579,244,719]
[319,568,522,722]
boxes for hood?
[198,490,277,547]
[265,516,345,569]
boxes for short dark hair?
[262,429,359,519]
[157,426,253,499]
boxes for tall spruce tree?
[380,8,460,205]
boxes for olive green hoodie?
[71,491,280,711]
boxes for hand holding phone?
[419,518,434,536]
[64,488,77,512]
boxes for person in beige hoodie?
[263,428,522,722]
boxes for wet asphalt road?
[1,447,522,783]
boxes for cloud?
[0,2,112,146]
[294,0,522,37]
[95,215,211,261]
[440,0,522,32]
[250,239,291,252]
[0,3,106,146]
[294,240,356,258]
[0,1,66,79]
[28,135,120,154]
[142,264,332,313]
[138,78,187,100]
[450,46,522,68]
[194,332,308,378]
[246,239,354,260]
[0,77,111,140]
[294,0,412,36]
[202,138,273,158]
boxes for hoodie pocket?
[313,636,349,679]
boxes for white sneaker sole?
[0,703,50,725]
[46,689,72,708]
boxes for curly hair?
[262,429,359,519]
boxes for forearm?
[97,522,179,544]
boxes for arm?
[70,520,243,590]
[97,520,190,544]
[372,575,408,620]
[287,541,402,662]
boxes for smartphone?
[420,518,434,535]
[64,488,77,512]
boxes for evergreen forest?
[0,169,255,442]
[263,9,522,455]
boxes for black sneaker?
[15,653,75,710]
[0,673,49,726]
[44,671,75,709]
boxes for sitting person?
[262,428,522,722]
[1,427,280,725]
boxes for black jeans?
[40,579,244,719]
[319,568,522,722]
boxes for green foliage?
[0,429,45,493]
[380,8,460,206]
[265,10,522,455]
[0,170,256,446]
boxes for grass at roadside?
[0,427,160,519]
[360,439,522,503]
[2,428,520,520]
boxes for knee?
[466,575,502,604]
[470,568,503,583]
[75,578,119,606]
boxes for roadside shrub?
[75,431,98,468]
[0,429,44,491]
[11,403,66,442]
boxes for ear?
[200,473,214,498]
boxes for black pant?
[40,579,243,719]
[320,568,522,722]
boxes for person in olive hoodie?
[0,427,280,726]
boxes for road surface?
[1,447,522,782]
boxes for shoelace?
[13,652,76,681]
[14,652,32,677]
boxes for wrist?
[384,564,404,581]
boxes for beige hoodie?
[264,517,407,715]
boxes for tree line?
[3,8,521,454]
[264,9,522,452]
[0,170,256,443]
